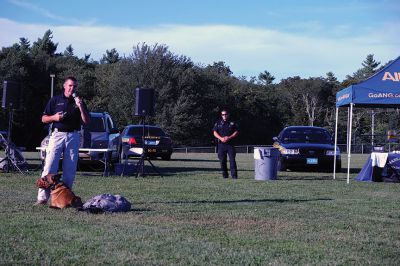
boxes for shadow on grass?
[130,207,152,212]
[348,168,362,173]
[279,175,337,181]
[26,162,43,171]
[161,166,221,174]
[28,160,362,178]
[121,164,221,176]
[123,157,219,163]
[281,168,362,174]
[169,158,219,162]
[278,168,362,181]
[80,172,105,177]
[140,198,332,205]
[76,167,221,177]
[79,207,153,214]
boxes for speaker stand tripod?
[0,108,25,174]
[135,116,162,177]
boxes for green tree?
[92,59,137,128]
[2,32,394,149]
[343,54,381,86]
[206,61,232,76]
[100,48,120,64]
[258,70,275,86]
[31,30,58,56]
[63,44,74,57]
[0,39,33,145]
[277,77,333,127]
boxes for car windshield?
[281,128,331,144]
[86,117,106,132]
[127,127,165,136]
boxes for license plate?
[147,148,156,153]
[307,158,318,164]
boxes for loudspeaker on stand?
[2,81,21,110]
[134,88,154,117]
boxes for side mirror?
[273,137,278,142]
[110,127,119,134]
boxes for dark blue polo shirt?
[213,119,239,145]
[43,94,82,131]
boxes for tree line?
[0,30,397,150]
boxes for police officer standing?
[35,76,90,205]
[213,109,239,179]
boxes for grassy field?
[0,152,399,265]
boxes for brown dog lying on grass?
[36,174,83,209]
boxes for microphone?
[72,92,83,108]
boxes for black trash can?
[254,147,280,180]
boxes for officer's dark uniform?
[213,119,239,179]
[44,94,83,132]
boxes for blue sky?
[0,0,399,81]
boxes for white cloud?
[7,0,97,25]
[8,0,64,21]
[0,18,398,81]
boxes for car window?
[127,127,165,136]
[87,117,106,132]
[282,128,331,143]
[106,117,113,130]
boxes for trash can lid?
[254,147,279,159]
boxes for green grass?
[0,153,399,265]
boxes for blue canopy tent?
[334,56,400,183]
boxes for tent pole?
[371,110,375,148]
[347,103,354,184]
[333,107,339,179]
[347,107,350,150]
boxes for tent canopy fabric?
[334,56,400,183]
[336,56,400,107]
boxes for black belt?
[53,128,78,133]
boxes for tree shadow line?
[137,197,333,205]
[168,158,219,162]
[127,197,333,213]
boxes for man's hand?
[53,111,64,122]
[221,136,229,143]
[74,96,83,108]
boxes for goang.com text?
[368,93,400,98]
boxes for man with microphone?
[35,76,90,205]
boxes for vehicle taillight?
[128,137,137,145]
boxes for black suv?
[40,112,120,167]
[273,126,341,172]
[120,125,173,160]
